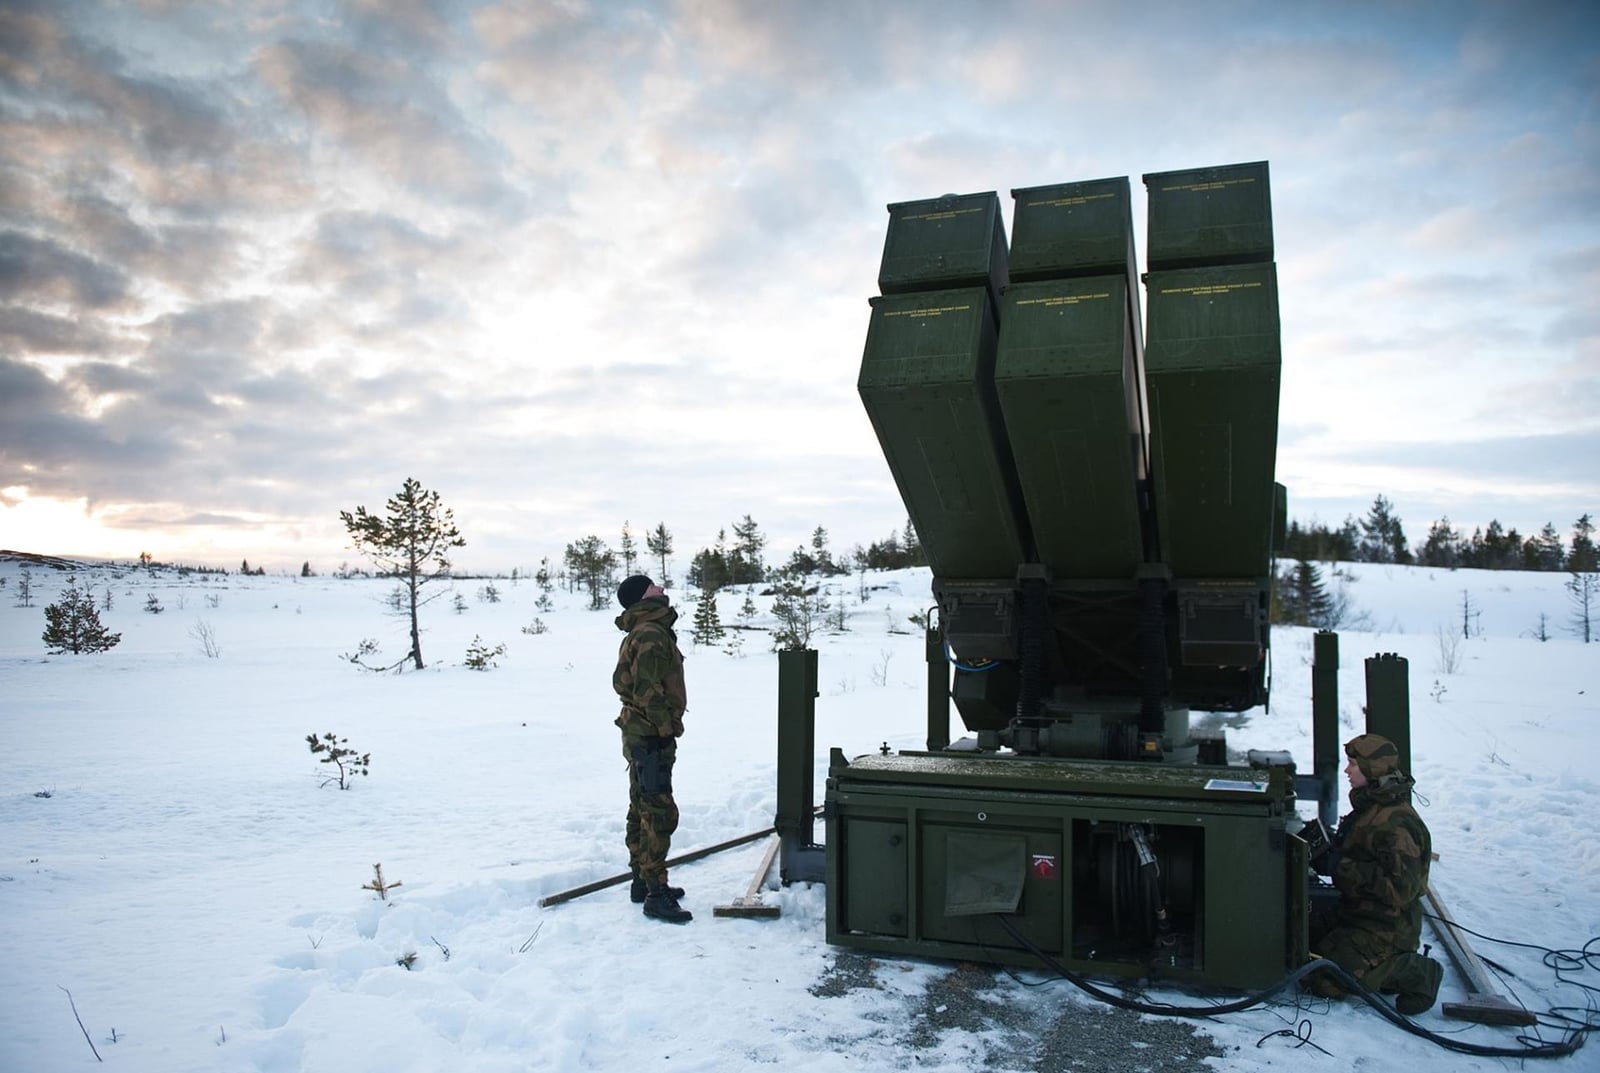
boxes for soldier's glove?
[1298,818,1340,875]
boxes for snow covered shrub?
[306,732,370,789]
[143,593,163,614]
[42,575,122,654]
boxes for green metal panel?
[838,751,1286,804]
[995,276,1144,578]
[859,287,1029,578]
[1143,161,1273,270]
[840,817,908,936]
[1145,263,1281,578]
[878,191,1009,309]
[1193,807,1288,985]
[1009,176,1136,282]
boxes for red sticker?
[1030,854,1057,880]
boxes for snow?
[1,557,1596,1072]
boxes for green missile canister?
[1144,261,1281,580]
[859,287,1030,578]
[1008,176,1138,282]
[994,275,1145,579]
[1143,161,1273,270]
[878,192,1010,312]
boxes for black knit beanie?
[617,574,654,608]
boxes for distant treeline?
[1286,495,1596,572]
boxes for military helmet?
[1344,733,1402,781]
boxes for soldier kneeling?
[1306,734,1443,1015]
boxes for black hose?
[990,915,1586,1059]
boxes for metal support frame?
[1364,652,1412,774]
[776,648,825,884]
[925,627,949,751]
[1311,630,1340,830]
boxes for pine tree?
[1570,514,1597,573]
[689,529,731,591]
[1527,523,1565,571]
[1358,495,1410,564]
[564,535,618,610]
[620,520,638,575]
[902,516,927,567]
[1418,517,1460,568]
[646,522,674,588]
[1568,514,1597,643]
[691,586,725,646]
[43,575,122,654]
[729,515,767,584]
[339,478,466,670]
[1274,558,1331,627]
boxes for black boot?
[1390,953,1443,1015]
[642,880,693,924]
[630,871,684,904]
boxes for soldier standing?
[613,574,692,924]
[1308,733,1442,1014]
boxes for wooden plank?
[713,836,783,919]
[537,806,823,910]
[1426,879,1537,1027]
[538,826,772,909]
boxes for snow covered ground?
[1,555,1595,1072]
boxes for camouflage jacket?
[1332,772,1431,947]
[613,597,686,738]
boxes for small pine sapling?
[307,731,371,789]
[362,862,402,901]
[43,575,123,654]
[144,593,164,614]
[464,635,506,670]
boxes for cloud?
[2,1,1595,569]
[254,36,523,216]
[0,231,132,311]
[0,306,126,355]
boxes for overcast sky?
[2,0,1596,573]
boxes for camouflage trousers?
[622,733,679,885]
[1307,907,1411,996]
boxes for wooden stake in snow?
[363,862,402,901]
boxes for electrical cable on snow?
[1424,912,1600,1036]
[990,914,1588,1059]
[1254,1018,1333,1057]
